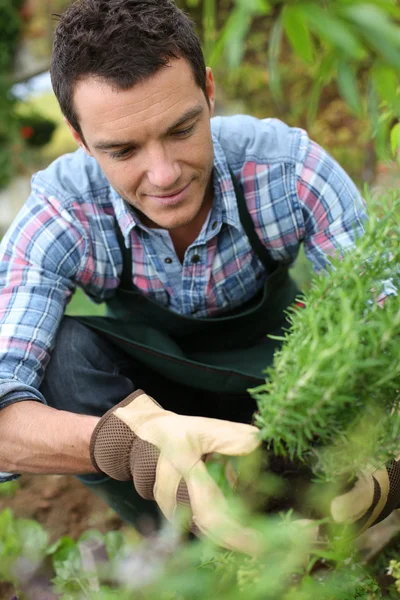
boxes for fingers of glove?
[361,468,390,531]
[330,470,389,527]
[186,461,262,556]
[130,439,160,500]
[154,461,202,537]
[154,453,182,520]
[197,419,261,457]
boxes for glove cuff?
[89,389,145,480]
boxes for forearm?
[0,401,99,475]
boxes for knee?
[40,316,133,414]
[43,317,99,381]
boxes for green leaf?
[268,17,283,100]
[371,63,400,113]
[343,5,400,70]
[78,529,104,543]
[16,519,48,561]
[46,535,76,556]
[236,0,270,14]
[368,34,400,71]
[0,480,19,497]
[337,61,363,115]
[304,5,366,60]
[0,509,21,572]
[224,11,252,69]
[367,77,380,138]
[104,531,127,562]
[282,5,314,64]
[390,123,400,156]
[208,10,245,68]
[342,4,400,48]
[203,0,217,64]
[207,0,270,68]
[52,543,82,581]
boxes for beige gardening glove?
[330,459,400,532]
[90,389,262,555]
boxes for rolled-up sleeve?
[0,185,89,411]
[295,136,368,272]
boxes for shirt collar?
[110,133,241,243]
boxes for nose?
[145,144,182,190]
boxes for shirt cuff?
[0,383,47,411]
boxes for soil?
[0,474,122,543]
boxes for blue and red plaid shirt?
[0,116,367,481]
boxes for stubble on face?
[117,156,215,232]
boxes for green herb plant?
[253,192,400,482]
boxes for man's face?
[69,59,216,231]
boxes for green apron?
[76,171,300,395]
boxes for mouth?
[146,181,192,207]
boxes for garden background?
[0,1,400,598]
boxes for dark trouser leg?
[39,316,161,533]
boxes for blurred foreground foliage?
[0,505,390,599]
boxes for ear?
[64,117,92,156]
[205,67,216,116]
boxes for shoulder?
[31,147,111,204]
[211,115,309,167]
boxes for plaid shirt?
[0,116,367,480]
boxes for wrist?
[89,391,145,480]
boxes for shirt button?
[165,257,173,264]
[211,221,217,230]
[191,254,201,264]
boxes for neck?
[169,194,212,262]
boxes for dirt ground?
[0,474,122,543]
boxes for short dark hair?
[51,0,207,139]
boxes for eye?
[108,147,134,160]
[172,123,196,138]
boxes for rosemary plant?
[252,193,400,481]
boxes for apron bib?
[76,171,300,394]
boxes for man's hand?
[90,390,261,555]
[330,459,400,532]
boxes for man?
[0,0,391,554]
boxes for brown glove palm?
[90,389,261,554]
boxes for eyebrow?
[92,104,204,151]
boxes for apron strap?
[115,220,135,290]
[229,167,279,273]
